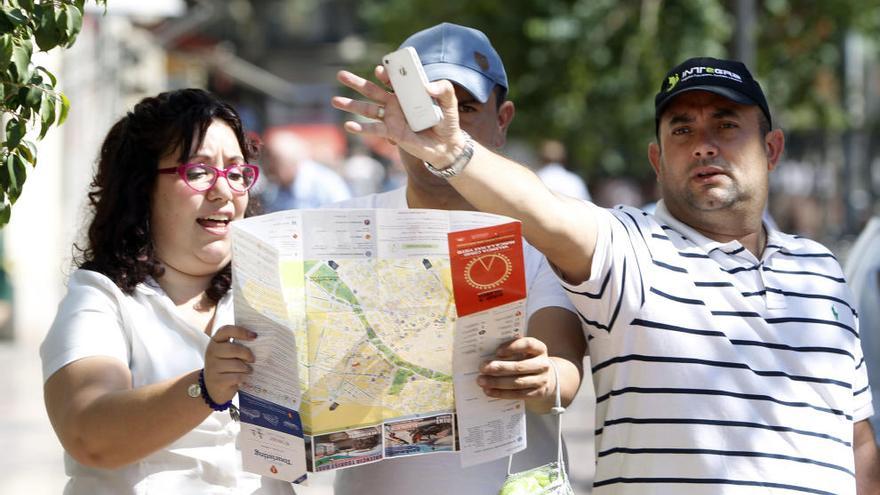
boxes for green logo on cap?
[666,74,680,92]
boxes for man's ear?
[494,100,515,148]
[648,141,662,178]
[765,129,785,171]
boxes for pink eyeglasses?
[157,163,259,193]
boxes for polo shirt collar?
[653,200,743,254]
[652,200,799,259]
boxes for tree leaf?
[63,4,83,46]
[18,140,36,166]
[0,12,14,35]
[39,91,55,139]
[25,83,41,108]
[58,91,70,125]
[3,8,28,28]
[0,203,10,227]
[5,152,28,202]
[5,118,24,149]
[34,5,59,52]
[35,65,56,86]
[0,155,9,190]
[10,42,30,83]
[5,153,18,199]
[0,35,12,72]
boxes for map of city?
[290,257,457,436]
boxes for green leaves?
[58,92,70,125]
[0,0,106,228]
[5,118,25,149]
[0,35,12,73]
[38,90,55,139]
[10,38,31,82]
[33,4,60,51]
[62,4,83,46]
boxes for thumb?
[427,80,458,115]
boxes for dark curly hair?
[76,88,258,303]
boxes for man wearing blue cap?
[329,23,586,495]
[334,55,880,493]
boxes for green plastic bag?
[498,361,574,495]
[498,460,573,495]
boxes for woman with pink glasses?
[40,89,292,494]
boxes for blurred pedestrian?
[846,215,880,441]
[536,139,591,200]
[342,141,386,196]
[258,128,351,211]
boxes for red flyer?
[448,221,527,317]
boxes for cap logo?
[679,66,743,84]
[665,74,680,92]
[474,51,489,71]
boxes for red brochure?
[448,221,527,317]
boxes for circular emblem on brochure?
[464,253,512,290]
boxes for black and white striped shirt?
[562,201,873,495]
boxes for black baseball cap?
[654,57,771,129]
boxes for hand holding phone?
[382,47,444,132]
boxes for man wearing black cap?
[334,56,880,493]
[329,23,586,495]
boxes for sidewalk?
[0,332,594,494]
[1,334,69,495]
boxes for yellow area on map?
[241,279,287,322]
[293,258,457,435]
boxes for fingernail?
[248,330,258,339]
[476,377,487,386]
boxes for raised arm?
[333,67,598,283]
[43,325,255,468]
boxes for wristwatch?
[424,131,474,179]
[187,381,202,399]
[188,369,240,421]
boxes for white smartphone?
[382,47,443,132]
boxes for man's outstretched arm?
[333,67,598,283]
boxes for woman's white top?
[40,269,294,495]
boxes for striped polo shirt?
[561,201,873,495]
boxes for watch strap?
[424,131,474,179]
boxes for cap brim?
[422,63,495,103]
[657,85,757,117]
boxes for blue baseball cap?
[400,22,508,104]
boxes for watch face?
[187,383,202,399]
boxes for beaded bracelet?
[198,368,234,412]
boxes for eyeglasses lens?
[185,165,214,191]
[184,165,256,192]
[228,167,257,191]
